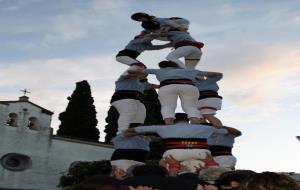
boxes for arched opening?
[28,117,39,130]
[6,113,18,127]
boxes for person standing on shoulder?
[207,125,242,169]
[195,72,223,128]
[116,29,172,68]
[151,30,204,69]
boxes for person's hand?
[202,152,214,162]
[203,185,218,190]
[124,129,138,137]
[159,158,167,168]
[177,165,190,173]
[110,166,128,180]
[129,186,154,190]
[196,184,205,190]
[194,163,206,173]
[164,155,180,164]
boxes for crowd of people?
[62,12,300,190]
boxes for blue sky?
[0,0,300,172]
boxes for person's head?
[141,21,160,31]
[131,12,152,21]
[216,170,256,190]
[70,175,124,190]
[158,61,179,68]
[174,113,189,123]
[132,164,168,177]
[130,62,147,69]
[238,172,300,190]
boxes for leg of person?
[179,85,200,124]
[184,48,202,69]
[116,55,139,66]
[158,85,179,124]
[203,114,223,128]
[131,101,146,124]
[166,46,197,68]
[198,97,222,128]
[111,99,139,133]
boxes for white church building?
[0,96,113,190]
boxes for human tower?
[109,12,242,176]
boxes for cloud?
[0,55,129,138]
[0,0,42,11]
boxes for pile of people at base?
[64,160,300,190]
[64,13,300,189]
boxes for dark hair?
[216,170,256,186]
[141,21,160,31]
[132,165,168,177]
[131,12,152,21]
[129,123,142,128]
[71,175,125,190]
[158,61,179,68]
[238,172,300,190]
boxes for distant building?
[0,96,113,190]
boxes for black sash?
[116,49,140,59]
[209,145,232,156]
[110,90,142,103]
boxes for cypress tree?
[103,106,119,143]
[141,88,164,126]
[57,80,99,142]
[142,88,166,160]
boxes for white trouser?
[163,149,210,173]
[116,56,138,66]
[111,159,144,172]
[166,46,202,69]
[158,84,200,119]
[163,149,210,161]
[198,97,222,117]
[213,155,237,169]
[111,99,146,133]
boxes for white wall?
[0,125,113,190]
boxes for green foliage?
[57,80,100,142]
[58,160,111,187]
[104,106,119,143]
[142,88,164,126]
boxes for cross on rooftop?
[20,88,31,96]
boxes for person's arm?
[196,71,222,81]
[200,153,219,167]
[133,125,161,134]
[202,71,223,78]
[145,82,160,89]
[146,42,173,50]
[223,126,242,137]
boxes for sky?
[0,0,300,172]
